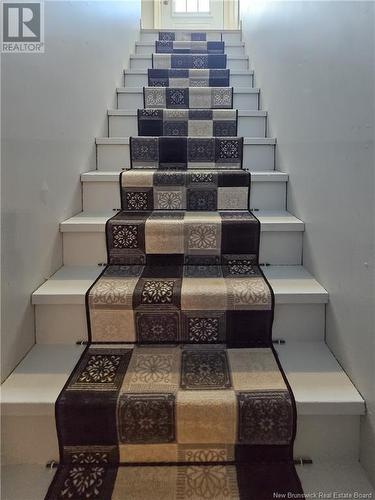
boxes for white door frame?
[153,0,239,30]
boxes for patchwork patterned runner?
[130,137,243,169]
[148,69,230,87]
[46,344,302,499]
[144,87,233,109]
[105,210,259,262]
[88,261,273,345]
[46,28,303,500]
[120,168,249,210]
[159,31,208,41]
[155,41,225,54]
[138,109,238,137]
[152,53,227,69]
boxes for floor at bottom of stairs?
[2,462,374,500]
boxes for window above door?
[173,0,211,14]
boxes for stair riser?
[129,57,249,71]
[140,33,242,44]
[124,72,254,88]
[135,45,246,57]
[108,114,266,138]
[117,91,258,110]
[34,303,325,344]
[1,413,359,465]
[61,231,302,266]
[82,180,286,211]
[96,143,275,171]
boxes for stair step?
[58,210,304,266]
[1,341,364,465]
[108,109,267,138]
[129,54,250,71]
[135,42,246,57]
[60,210,303,232]
[140,30,243,44]
[117,86,260,110]
[31,265,327,344]
[81,170,288,211]
[95,137,276,171]
[32,265,327,306]
[124,69,255,87]
[3,462,374,500]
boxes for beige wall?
[240,0,374,484]
[142,0,154,28]
[1,0,141,381]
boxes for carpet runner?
[159,31,208,41]
[152,53,227,69]
[138,109,238,137]
[155,41,225,54]
[120,169,248,210]
[130,137,243,169]
[46,31,303,499]
[144,87,233,109]
[147,69,230,87]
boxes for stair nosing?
[59,210,304,233]
[124,69,255,75]
[116,86,259,93]
[95,137,276,145]
[81,170,289,183]
[31,264,328,306]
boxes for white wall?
[241,0,374,484]
[1,0,141,382]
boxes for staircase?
[1,28,369,499]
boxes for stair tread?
[96,136,276,144]
[31,265,328,305]
[117,86,259,93]
[124,69,254,75]
[108,108,266,116]
[59,210,304,232]
[3,462,374,500]
[136,41,245,47]
[141,29,242,33]
[1,341,364,416]
[130,54,248,59]
[81,170,288,182]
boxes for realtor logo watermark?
[2,2,44,53]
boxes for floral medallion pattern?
[217,139,241,161]
[141,280,175,304]
[125,192,149,211]
[238,391,293,445]
[90,279,135,306]
[60,466,106,498]
[136,312,179,342]
[112,225,138,249]
[187,190,217,211]
[228,278,272,309]
[148,69,230,87]
[188,224,218,250]
[156,190,183,210]
[118,393,175,443]
[187,317,220,343]
[182,465,233,499]
[227,258,258,276]
[190,172,215,183]
[131,137,158,161]
[131,354,174,384]
[181,350,231,389]
[77,355,121,384]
